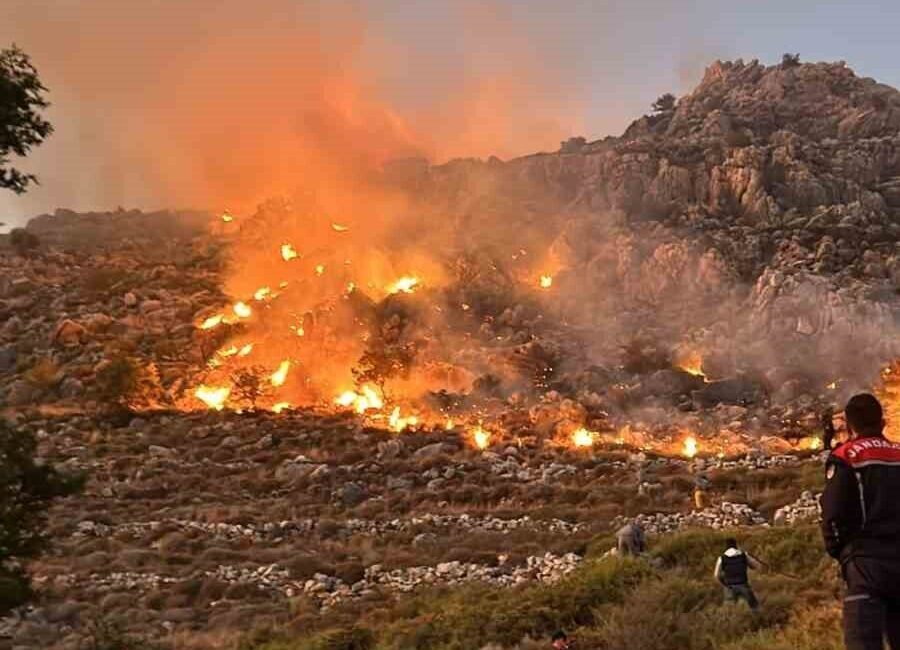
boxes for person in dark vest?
[714,537,761,609]
[821,393,900,650]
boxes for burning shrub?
[230,366,272,409]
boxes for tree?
[0,419,82,614]
[781,53,801,69]
[230,366,271,409]
[651,93,676,114]
[0,46,53,193]
[9,227,39,256]
[95,355,162,410]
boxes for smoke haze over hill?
[3,1,900,224]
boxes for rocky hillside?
[397,58,900,390]
[1,57,899,649]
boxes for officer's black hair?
[725,537,737,549]
[552,631,568,641]
[845,393,884,437]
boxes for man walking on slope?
[714,538,761,610]
[821,393,900,650]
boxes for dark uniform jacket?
[820,436,900,563]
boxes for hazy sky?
[1,0,898,227]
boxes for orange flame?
[572,427,595,448]
[199,314,224,330]
[270,360,291,387]
[195,385,230,410]
[335,385,383,413]
[389,406,419,432]
[387,276,419,294]
[682,436,698,459]
[272,401,291,414]
[233,301,252,319]
[676,350,706,379]
[472,425,491,450]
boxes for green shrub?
[244,526,843,650]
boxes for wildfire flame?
[237,343,254,357]
[281,244,299,261]
[331,223,349,232]
[539,275,553,289]
[676,350,706,379]
[254,287,271,301]
[272,402,291,414]
[199,314,224,330]
[335,385,383,414]
[472,425,491,450]
[221,211,233,223]
[315,264,325,276]
[233,301,252,319]
[682,436,698,459]
[571,427,595,448]
[195,385,230,410]
[270,360,291,387]
[218,345,238,357]
[387,276,419,294]
[388,406,419,432]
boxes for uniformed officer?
[821,393,900,650]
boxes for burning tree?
[352,307,422,396]
[230,365,272,409]
[0,46,53,193]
